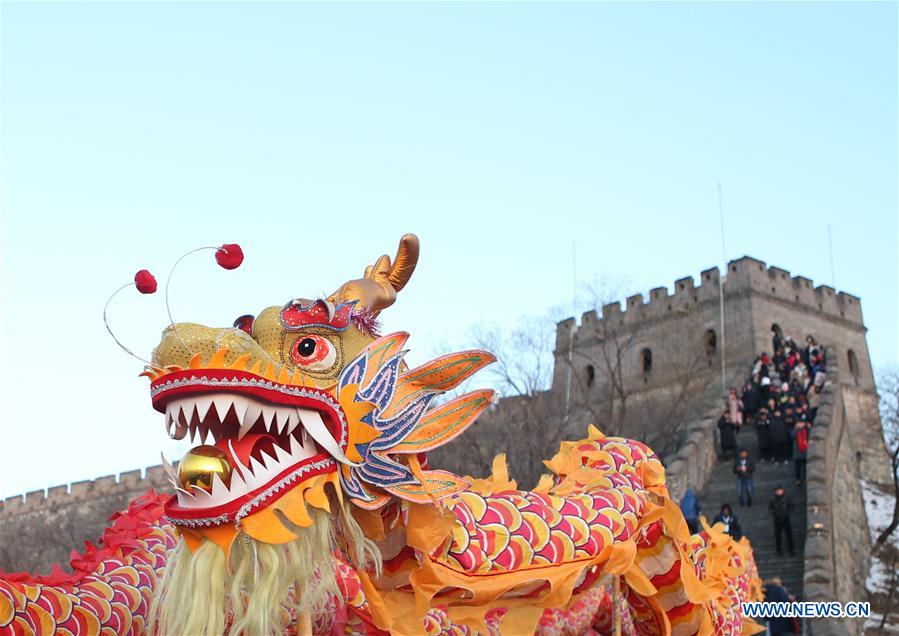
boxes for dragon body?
[0,235,762,635]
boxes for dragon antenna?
[165,243,244,353]
[103,269,158,364]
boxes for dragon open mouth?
[150,369,350,527]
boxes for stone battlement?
[558,256,864,337]
[1,464,171,516]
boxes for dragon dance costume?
[0,235,763,635]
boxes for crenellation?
[562,257,865,340]
[625,294,644,321]
[93,475,117,491]
[47,485,68,500]
[1,495,24,512]
[69,479,95,498]
[1,464,176,522]
[601,301,622,318]
[145,465,168,483]
[697,268,720,302]
[837,292,863,323]
[673,276,695,293]
[120,469,142,487]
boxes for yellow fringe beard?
[149,497,381,636]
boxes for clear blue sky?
[2,2,896,497]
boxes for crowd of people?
[718,330,827,486]
[680,329,829,632]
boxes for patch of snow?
[862,480,898,592]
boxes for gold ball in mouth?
[178,445,233,492]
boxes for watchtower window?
[641,348,653,375]
[585,364,595,387]
[848,349,859,384]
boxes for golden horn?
[329,233,419,314]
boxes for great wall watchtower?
[549,256,885,487]
[553,256,873,397]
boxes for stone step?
[699,422,807,600]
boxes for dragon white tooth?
[228,468,246,492]
[194,396,215,422]
[273,442,293,464]
[188,421,198,443]
[249,455,267,478]
[261,406,278,431]
[285,414,299,436]
[297,409,358,466]
[243,402,263,428]
[160,453,179,481]
[231,396,249,424]
[175,486,195,501]
[237,417,255,441]
[209,473,229,499]
[189,484,213,500]
[259,448,279,469]
[228,440,252,480]
[167,477,178,489]
[173,420,188,441]
[280,409,295,434]
[213,396,233,421]
[289,433,303,456]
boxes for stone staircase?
[699,423,807,599]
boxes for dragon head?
[145,234,495,633]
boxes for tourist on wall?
[763,578,800,634]
[733,448,755,507]
[680,489,701,535]
[713,503,743,540]
[742,380,761,419]
[717,411,737,460]
[807,384,820,422]
[768,486,796,557]
[727,388,744,431]
[755,408,774,462]
[767,398,789,463]
[791,421,809,484]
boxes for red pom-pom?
[215,243,244,270]
[134,269,157,294]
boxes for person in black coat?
[768,400,789,463]
[763,579,799,634]
[717,411,737,460]
[733,448,755,507]
[742,380,761,419]
[769,486,796,556]
[755,408,774,462]
[713,503,743,540]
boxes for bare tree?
[432,275,716,485]
[876,368,899,546]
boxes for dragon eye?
[290,335,336,371]
[297,338,316,357]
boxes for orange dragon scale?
[0,234,762,635]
